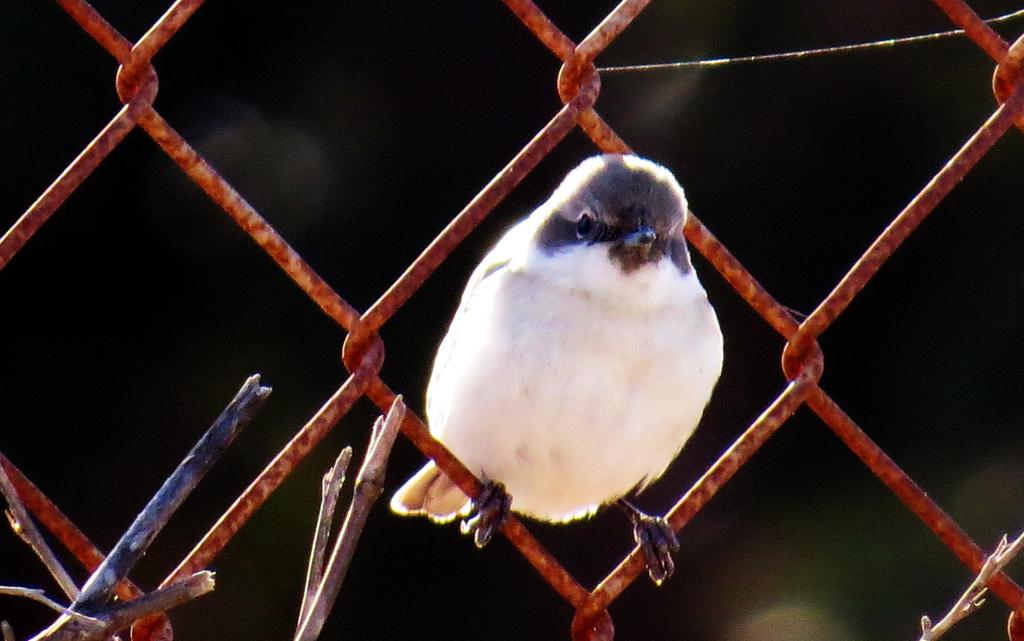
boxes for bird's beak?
[622,225,657,248]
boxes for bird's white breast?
[426,220,723,522]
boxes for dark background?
[3,2,1024,640]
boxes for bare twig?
[297,447,352,632]
[29,571,214,641]
[89,571,214,636]
[72,375,270,613]
[919,530,1024,641]
[0,588,82,617]
[0,459,79,600]
[293,396,405,641]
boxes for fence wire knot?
[993,33,1024,131]
[1008,610,1024,641]
[782,336,825,383]
[557,52,601,105]
[115,60,158,105]
[571,607,614,641]
[341,329,386,377]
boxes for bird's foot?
[460,480,511,548]
[619,499,680,586]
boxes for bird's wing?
[460,214,537,295]
[425,216,535,423]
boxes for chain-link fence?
[2,1,1023,639]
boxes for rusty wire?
[2,0,1024,640]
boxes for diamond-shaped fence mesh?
[2,1,1023,640]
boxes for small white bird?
[391,154,723,583]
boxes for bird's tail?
[390,460,472,523]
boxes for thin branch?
[28,572,214,641]
[0,459,79,600]
[73,375,270,613]
[919,530,1024,641]
[92,571,214,636]
[294,396,405,641]
[0,587,82,617]
[297,446,352,632]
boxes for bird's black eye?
[579,212,608,242]
[576,213,595,239]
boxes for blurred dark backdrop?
[2,2,1024,640]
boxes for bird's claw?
[630,512,680,586]
[460,480,511,548]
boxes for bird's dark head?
[536,154,692,274]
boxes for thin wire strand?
[599,7,1024,72]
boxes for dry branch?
[297,447,352,632]
[919,530,1024,641]
[0,587,82,616]
[0,458,78,601]
[72,375,270,613]
[293,396,405,641]
[3,376,266,641]
[28,571,214,641]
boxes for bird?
[390,153,723,584]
